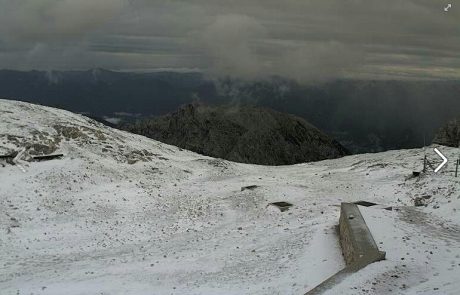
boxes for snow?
[0,99,459,294]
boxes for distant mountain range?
[0,69,218,116]
[122,103,349,165]
[1,69,459,153]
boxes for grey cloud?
[0,0,459,81]
[199,14,267,80]
[274,41,363,82]
[0,0,124,42]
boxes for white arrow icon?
[434,148,448,173]
[444,4,452,12]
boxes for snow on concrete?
[0,99,459,294]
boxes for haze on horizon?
[0,0,459,82]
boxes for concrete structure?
[306,203,385,294]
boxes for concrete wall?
[306,203,385,294]
[339,203,384,265]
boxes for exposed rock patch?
[433,118,459,147]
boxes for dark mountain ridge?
[433,118,460,147]
[1,69,459,153]
[123,103,349,165]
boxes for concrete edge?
[305,203,385,294]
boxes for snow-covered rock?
[0,99,459,294]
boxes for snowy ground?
[0,99,459,295]
[324,205,460,295]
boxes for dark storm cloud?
[0,0,459,81]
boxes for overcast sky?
[0,0,459,82]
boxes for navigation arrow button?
[434,148,448,173]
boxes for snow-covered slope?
[0,99,459,295]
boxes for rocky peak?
[123,104,349,165]
[433,118,460,147]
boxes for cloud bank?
[0,0,459,82]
